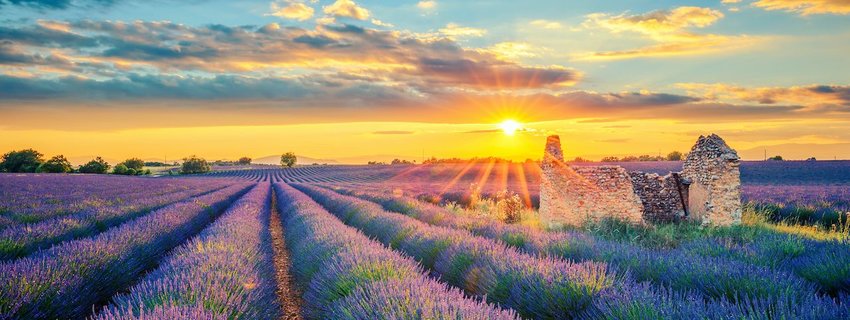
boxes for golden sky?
[2,0,849,163]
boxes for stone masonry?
[539,136,645,228]
[681,134,742,226]
[539,133,741,227]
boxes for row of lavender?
[291,184,839,319]
[0,182,250,319]
[744,184,850,226]
[326,186,849,318]
[96,183,281,319]
[0,175,227,227]
[275,183,518,319]
[0,180,231,260]
[199,166,400,184]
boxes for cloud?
[677,83,850,108]
[370,18,393,27]
[480,42,542,61]
[584,6,724,40]
[577,6,764,60]
[323,0,370,20]
[269,1,315,21]
[416,0,436,10]
[530,19,563,29]
[0,20,579,90]
[752,0,850,15]
[0,0,120,9]
[438,23,486,39]
[575,34,764,60]
[373,130,414,134]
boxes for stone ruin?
[539,134,741,227]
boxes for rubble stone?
[539,133,741,227]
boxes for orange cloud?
[575,34,764,60]
[577,6,765,60]
[753,0,850,15]
[323,0,370,20]
[269,2,315,21]
[437,23,487,39]
[584,6,724,41]
[677,83,850,108]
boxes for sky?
[1,0,849,163]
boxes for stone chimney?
[681,134,742,226]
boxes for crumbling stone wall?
[629,172,688,223]
[681,134,742,226]
[539,136,644,228]
[539,133,741,227]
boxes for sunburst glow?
[499,119,522,136]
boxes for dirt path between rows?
[269,192,304,320]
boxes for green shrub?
[113,164,129,175]
[78,157,110,174]
[36,155,72,173]
[181,155,210,174]
[118,158,145,171]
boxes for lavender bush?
[336,187,841,318]
[0,183,230,260]
[0,183,250,319]
[96,183,280,319]
[293,183,744,319]
[275,183,517,319]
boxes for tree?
[79,157,110,174]
[36,155,72,173]
[600,156,619,162]
[391,159,413,165]
[238,157,252,165]
[666,151,684,161]
[181,155,210,174]
[768,155,784,161]
[118,158,145,171]
[0,149,44,173]
[280,152,297,168]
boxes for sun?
[499,119,522,136]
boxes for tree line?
[0,149,299,175]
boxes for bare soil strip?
[269,190,304,320]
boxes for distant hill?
[252,155,340,165]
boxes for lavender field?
[0,161,847,319]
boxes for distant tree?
[600,156,619,162]
[79,157,111,174]
[280,152,297,168]
[806,157,817,162]
[666,151,684,161]
[391,158,413,165]
[36,155,72,173]
[768,155,784,161]
[0,149,44,173]
[238,157,252,165]
[119,158,145,171]
[181,155,211,174]
[571,157,592,163]
[144,161,169,167]
[621,155,639,162]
